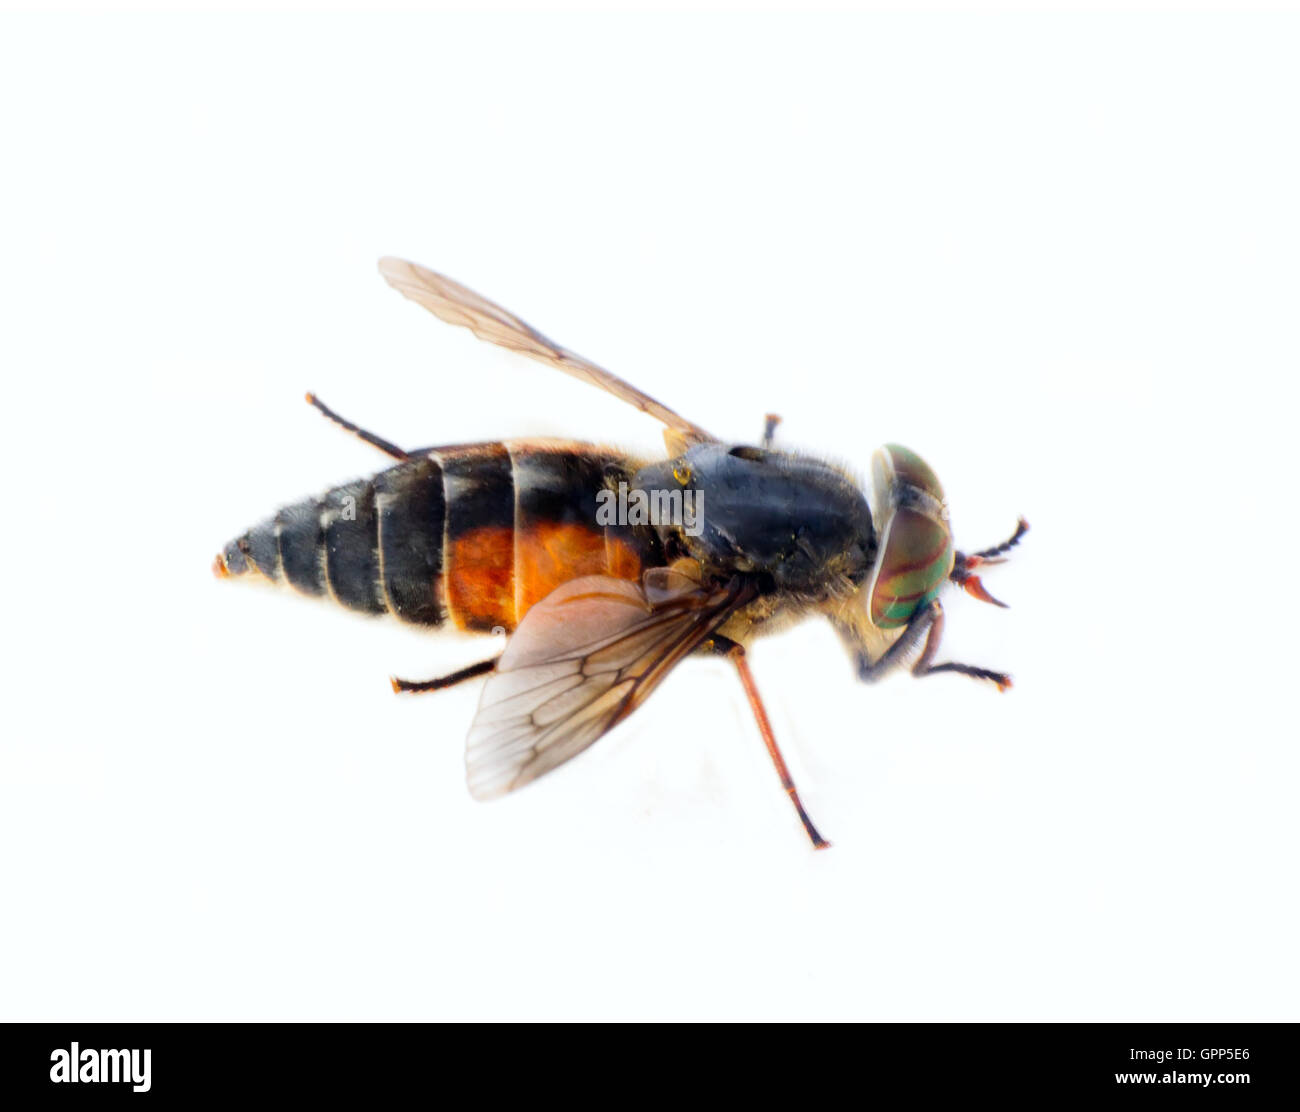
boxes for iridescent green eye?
[880,443,945,502]
[869,508,954,628]
[868,445,954,629]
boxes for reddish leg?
[723,641,830,850]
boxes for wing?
[378,257,714,444]
[465,569,748,800]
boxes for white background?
[2,3,1297,1021]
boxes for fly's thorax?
[632,443,876,596]
[865,444,955,629]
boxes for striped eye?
[868,445,954,629]
[868,508,954,628]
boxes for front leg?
[856,601,1012,692]
[854,603,938,683]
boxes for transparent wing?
[378,257,714,443]
[465,570,745,800]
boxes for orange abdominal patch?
[605,534,645,583]
[448,522,646,632]
[447,526,516,632]
[517,522,616,618]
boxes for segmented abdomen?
[217,441,661,633]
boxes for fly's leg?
[909,601,1012,690]
[711,635,830,850]
[858,601,1011,692]
[762,414,781,448]
[305,393,409,460]
[920,661,1013,689]
[853,604,939,683]
[390,657,497,694]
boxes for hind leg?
[390,656,498,694]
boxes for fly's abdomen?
[215,440,661,633]
[216,468,423,621]
[511,442,644,620]
[374,457,447,624]
[441,442,516,632]
[322,479,385,613]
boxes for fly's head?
[865,444,955,629]
[865,443,1028,628]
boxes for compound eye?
[869,508,954,630]
[868,444,954,628]
[878,443,945,503]
[870,509,953,628]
